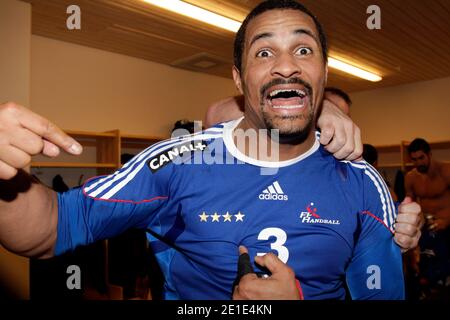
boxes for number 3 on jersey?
[257,227,289,263]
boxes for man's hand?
[0,102,83,180]
[429,217,449,232]
[205,95,363,161]
[232,246,301,300]
[394,197,423,252]
[317,99,362,161]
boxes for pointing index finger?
[18,107,82,155]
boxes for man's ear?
[232,66,244,95]
[324,62,328,85]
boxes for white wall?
[351,76,450,146]
[31,35,238,136]
[0,0,31,300]
[0,0,30,106]
[31,34,450,147]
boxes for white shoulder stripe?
[87,141,182,198]
[202,127,224,133]
[347,161,396,231]
[84,130,222,194]
[126,127,222,169]
[363,169,390,228]
[365,164,396,228]
[87,133,221,199]
[342,160,365,169]
[84,137,179,193]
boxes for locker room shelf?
[376,140,450,171]
[31,130,165,173]
[121,133,166,149]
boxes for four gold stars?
[198,211,245,222]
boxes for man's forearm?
[0,170,58,258]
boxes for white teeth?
[272,104,304,109]
[269,89,305,98]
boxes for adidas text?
[259,193,288,201]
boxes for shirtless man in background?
[405,138,450,231]
[405,137,450,299]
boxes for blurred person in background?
[405,138,450,299]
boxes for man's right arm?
[0,171,57,258]
[0,102,83,258]
[204,95,245,128]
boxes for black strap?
[232,252,255,294]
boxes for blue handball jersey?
[56,118,404,300]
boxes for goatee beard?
[263,114,314,145]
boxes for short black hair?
[363,144,378,166]
[172,119,195,134]
[408,138,431,154]
[325,87,352,106]
[233,0,328,73]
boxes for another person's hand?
[427,215,449,232]
[317,99,362,161]
[394,197,422,252]
[232,246,301,300]
[0,102,82,180]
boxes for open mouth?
[267,88,307,109]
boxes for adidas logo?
[259,181,288,201]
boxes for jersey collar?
[222,117,320,168]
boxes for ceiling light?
[143,0,241,32]
[328,57,382,82]
[144,0,383,82]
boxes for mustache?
[260,78,313,99]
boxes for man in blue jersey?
[0,0,421,299]
[205,87,420,253]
